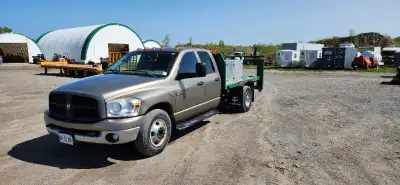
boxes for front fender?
[127,85,177,115]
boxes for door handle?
[215,78,220,81]
[197,81,204,86]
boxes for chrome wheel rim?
[245,90,251,107]
[150,119,167,147]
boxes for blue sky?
[1,0,399,46]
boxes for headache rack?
[210,50,264,92]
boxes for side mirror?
[196,63,206,77]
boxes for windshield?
[104,50,179,77]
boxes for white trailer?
[299,50,322,68]
[281,43,324,51]
[276,50,300,67]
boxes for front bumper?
[44,110,143,144]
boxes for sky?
[1,0,400,46]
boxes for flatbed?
[210,50,264,91]
[40,62,103,77]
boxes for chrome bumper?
[44,110,142,144]
[46,125,140,144]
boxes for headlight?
[106,98,142,118]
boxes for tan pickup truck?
[44,47,264,157]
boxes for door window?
[197,51,215,74]
[177,52,198,79]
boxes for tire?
[238,86,253,112]
[83,70,89,77]
[134,109,172,157]
[67,70,74,77]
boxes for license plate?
[59,133,74,145]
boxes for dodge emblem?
[66,104,71,110]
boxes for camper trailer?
[276,50,300,67]
[299,50,322,68]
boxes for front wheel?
[134,109,172,157]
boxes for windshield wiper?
[134,70,157,77]
[104,69,119,74]
[105,69,158,77]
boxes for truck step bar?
[176,109,219,130]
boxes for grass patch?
[243,65,397,73]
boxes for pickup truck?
[44,47,264,157]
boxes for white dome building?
[36,23,144,64]
[143,40,162,48]
[0,33,42,63]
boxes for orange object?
[209,50,219,54]
[352,56,378,68]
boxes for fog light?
[105,133,119,143]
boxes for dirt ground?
[0,63,399,185]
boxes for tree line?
[0,26,12,34]
[162,34,282,60]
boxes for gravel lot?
[0,64,399,185]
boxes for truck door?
[196,51,221,110]
[174,51,207,121]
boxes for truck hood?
[53,74,162,98]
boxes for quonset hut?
[0,33,42,63]
[143,40,162,48]
[36,23,144,64]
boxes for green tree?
[218,40,225,47]
[188,36,192,44]
[163,34,170,47]
[0,26,12,34]
[393,37,400,46]
[348,29,355,36]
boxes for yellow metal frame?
[41,63,103,74]
[109,52,122,66]
[40,61,68,66]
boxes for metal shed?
[36,23,144,64]
[0,33,42,63]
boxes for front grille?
[49,93,101,123]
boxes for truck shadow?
[380,81,400,85]
[380,74,400,85]
[380,75,396,78]
[8,121,211,169]
[7,134,143,169]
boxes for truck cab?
[44,47,263,157]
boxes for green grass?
[243,65,398,73]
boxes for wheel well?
[146,102,175,124]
